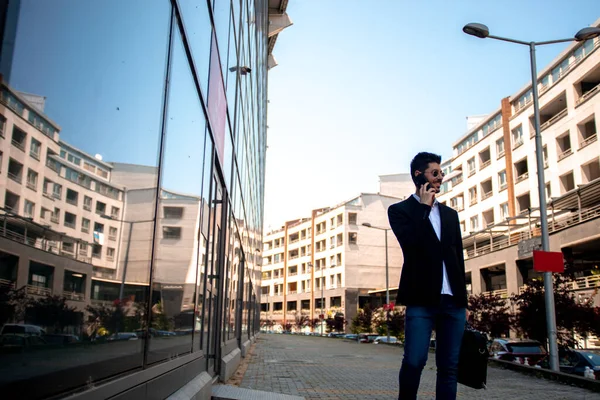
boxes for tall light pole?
[462,23,600,372]
[362,222,390,345]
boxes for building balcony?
[481,191,493,201]
[63,291,85,301]
[11,139,25,152]
[468,169,476,177]
[50,215,59,224]
[83,204,92,211]
[540,108,568,132]
[469,198,477,206]
[482,288,508,299]
[558,148,573,161]
[579,134,597,150]
[27,285,52,296]
[513,138,524,150]
[576,82,600,107]
[515,172,529,184]
[497,150,505,160]
[499,183,507,192]
[7,172,22,184]
[26,181,37,191]
[0,278,15,288]
[66,198,78,206]
[479,159,491,170]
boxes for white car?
[373,336,399,344]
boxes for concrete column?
[505,258,519,296]
[16,255,28,289]
[470,267,482,295]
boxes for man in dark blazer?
[388,152,467,400]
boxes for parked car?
[489,338,547,365]
[343,334,358,341]
[0,324,46,336]
[327,332,345,338]
[42,334,80,345]
[0,334,47,352]
[373,336,400,345]
[106,332,138,342]
[358,333,380,343]
[557,349,600,379]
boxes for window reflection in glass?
[147,23,208,364]
[0,1,169,397]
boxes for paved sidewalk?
[240,334,598,400]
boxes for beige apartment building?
[0,81,207,328]
[436,27,600,307]
[260,174,414,332]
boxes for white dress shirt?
[412,194,454,296]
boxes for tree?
[511,270,600,348]
[308,318,320,331]
[388,309,406,340]
[294,314,309,331]
[283,322,293,332]
[0,285,27,326]
[27,295,80,333]
[468,293,511,338]
[350,304,375,333]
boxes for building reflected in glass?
[0,0,288,398]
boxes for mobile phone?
[415,174,432,191]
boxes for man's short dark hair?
[410,152,442,185]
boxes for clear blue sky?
[264,0,600,230]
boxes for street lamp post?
[462,23,600,372]
[320,262,324,336]
[362,222,391,345]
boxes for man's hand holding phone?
[416,174,436,207]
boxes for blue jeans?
[398,295,466,400]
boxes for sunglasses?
[426,170,445,178]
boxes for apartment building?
[260,175,413,332]
[437,27,600,304]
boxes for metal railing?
[500,183,508,191]
[453,175,464,185]
[50,215,59,223]
[513,137,524,149]
[7,172,22,183]
[468,169,476,177]
[579,134,597,150]
[64,221,76,229]
[11,139,25,151]
[480,159,491,170]
[63,291,85,301]
[288,272,297,277]
[30,150,40,161]
[470,197,478,206]
[515,172,529,184]
[540,108,568,131]
[66,198,78,206]
[482,289,509,299]
[465,203,600,259]
[83,204,92,211]
[481,191,493,200]
[567,275,600,291]
[26,181,37,191]
[0,278,15,288]
[558,148,573,161]
[27,285,52,296]
[497,150,505,159]
[108,234,116,241]
[576,83,600,106]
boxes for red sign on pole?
[533,250,564,273]
[319,314,324,320]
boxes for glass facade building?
[0,0,278,398]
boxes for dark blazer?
[388,195,467,307]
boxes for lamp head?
[463,23,490,39]
[574,27,600,42]
[362,222,372,227]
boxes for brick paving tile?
[240,334,599,400]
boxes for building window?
[348,232,357,245]
[92,244,102,259]
[24,200,35,217]
[26,169,38,191]
[164,206,184,219]
[30,138,41,160]
[469,186,477,205]
[109,227,118,240]
[348,213,357,225]
[67,152,81,166]
[64,212,76,229]
[470,216,479,232]
[97,168,108,178]
[467,157,476,176]
[500,203,509,220]
[163,226,182,239]
[512,125,524,148]
[53,183,62,199]
[93,222,104,234]
[82,218,90,233]
[111,206,120,219]
[496,138,505,157]
[11,126,26,151]
[0,114,5,137]
[95,201,106,215]
[498,170,507,190]
[83,196,92,211]
[83,161,96,173]
[107,247,115,261]
[62,242,74,254]
[66,188,78,206]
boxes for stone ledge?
[489,358,600,393]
